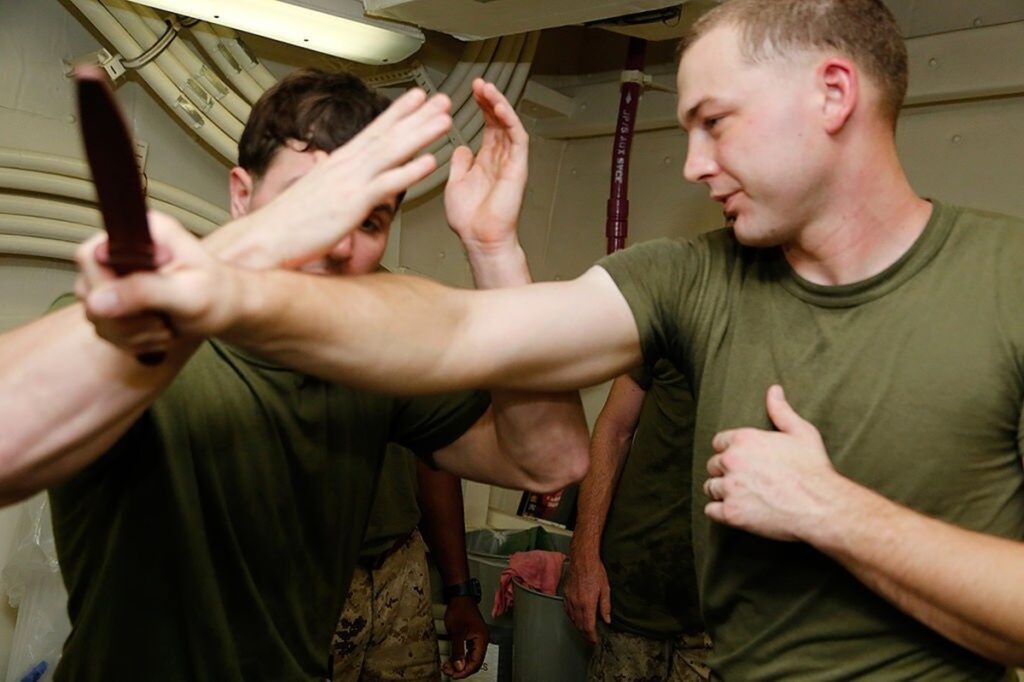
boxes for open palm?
[444,78,529,251]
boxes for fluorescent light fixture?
[127,0,424,65]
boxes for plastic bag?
[1,494,70,682]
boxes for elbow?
[521,430,590,495]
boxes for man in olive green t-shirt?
[0,70,587,682]
[565,360,709,681]
[75,0,1024,679]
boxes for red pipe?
[605,37,647,254]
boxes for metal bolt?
[928,58,939,68]
[952,134,962,144]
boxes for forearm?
[203,209,301,270]
[464,243,591,491]
[571,375,644,558]
[417,462,471,586]
[571,430,633,560]
[217,266,640,394]
[805,476,1024,666]
[465,241,531,291]
[202,214,278,269]
[0,305,197,501]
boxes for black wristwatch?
[443,578,482,604]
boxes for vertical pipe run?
[605,37,647,254]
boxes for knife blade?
[75,64,167,365]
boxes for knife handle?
[94,241,171,365]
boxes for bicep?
[456,267,643,392]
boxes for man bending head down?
[230,70,399,276]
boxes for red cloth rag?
[492,550,566,618]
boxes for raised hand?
[444,78,529,255]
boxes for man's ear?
[228,166,255,219]
[820,58,858,135]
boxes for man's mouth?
[713,191,740,226]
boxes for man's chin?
[731,220,786,248]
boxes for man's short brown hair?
[238,68,391,179]
[680,0,908,126]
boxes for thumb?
[765,385,809,435]
[87,272,205,328]
[448,145,474,186]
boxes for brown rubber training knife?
[75,64,166,365]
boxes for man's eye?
[360,219,379,232]
[704,115,723,130]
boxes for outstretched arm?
[83,225,642,394]
[704,385,1024,666]
[79,80,643,395]
[564,374,646,643]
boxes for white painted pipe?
[440,33,526,161]
[438,40,486,97]
[0,149,228,225]
[68,0,238,161]
[98,0,245,138]
[0,169,219,235]
[426,37,504,156]
[0,215,98,244]
[0,196,101,228]
[409,33,538,201]
[108,0,252,123]
[209,23,278,90]
[0,235,76,262]
[443,38,499,107]
[189,22,267,104]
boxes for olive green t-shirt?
[359,445,421,559]
[47,335,489,681]
[599,201,1024,680]
[601,359,702,638]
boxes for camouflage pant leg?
[362,529,440,682]
[666,633,712,682]
[587,621,672,682]
[332,565,373,681]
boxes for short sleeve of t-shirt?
[389,390,491,459]
[598,232,732,370]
